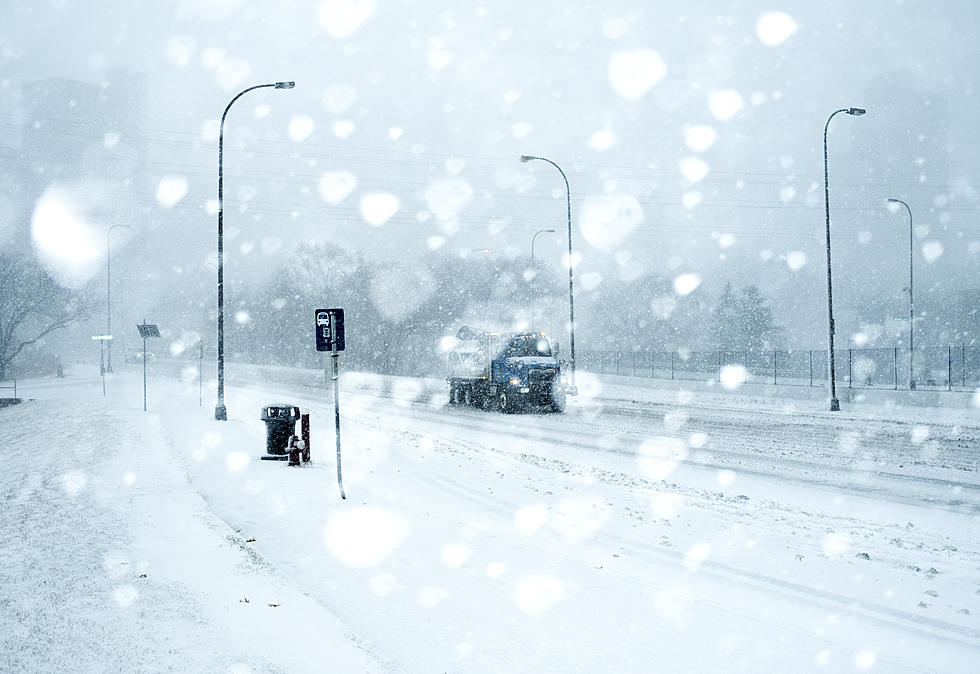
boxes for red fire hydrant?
[287,435,305,466]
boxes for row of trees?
[227,244,785,376]
[0,241,785,379]
[231,243,564,376]
[582,277,784,355]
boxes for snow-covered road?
[2,363,978,672]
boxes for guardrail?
[578,345,979,392]
[0,379,16,399]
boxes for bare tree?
[0,253,92,379]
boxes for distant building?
[20,69,147,189]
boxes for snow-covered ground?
[2,362,978,673]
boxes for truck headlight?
[560,376,568,385]
[509,377,520,386]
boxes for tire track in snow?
[355,400,980,515]
[383,426,980,650]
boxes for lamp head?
[847,107,866,116]
[545,228,556,232]
[520,155,534,163]
[887,198,900,204]
[275,81,296,89]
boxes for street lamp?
[520,155,577,393]
[887,198,915,390]
[105,223,130,373]
[822,107,866,412]
[530,228,555,331]
[214,80,295,421]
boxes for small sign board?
[315,309,345,352]
[91,334,113,340]
[137,323,161,338]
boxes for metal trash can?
[260,404,301,455]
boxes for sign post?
[91,335,113,396]
[316,308,346,499]
[136,321,161,411]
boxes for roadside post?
[198,337,205,408]
[316,308,346,499]
[92,334,113,396]
[300,413,311,463]
[136,321,161,412]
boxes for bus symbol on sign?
[315,308,345,352]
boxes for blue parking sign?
[315,308,345,352]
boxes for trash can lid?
[261,404,300,420]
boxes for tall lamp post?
[887,198,915,390]
[105,224,130,372]
[822,107,866,412]
[214,81,295,421]
[530,228,555,331]
[520,155,577,393]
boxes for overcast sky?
[2,0,978,347]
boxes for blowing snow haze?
[4,3,980,673]
[1,0,978,364]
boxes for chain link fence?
[577,345,980,391]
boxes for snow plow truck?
[447,326,569,413]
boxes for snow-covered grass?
[2,363,978,672]
[0,371,378,672]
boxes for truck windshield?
[504,336,551,357]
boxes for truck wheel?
[451,386,464,405]
[550,388,567,413]
[464,388,475,406]
[497,391,514,413]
